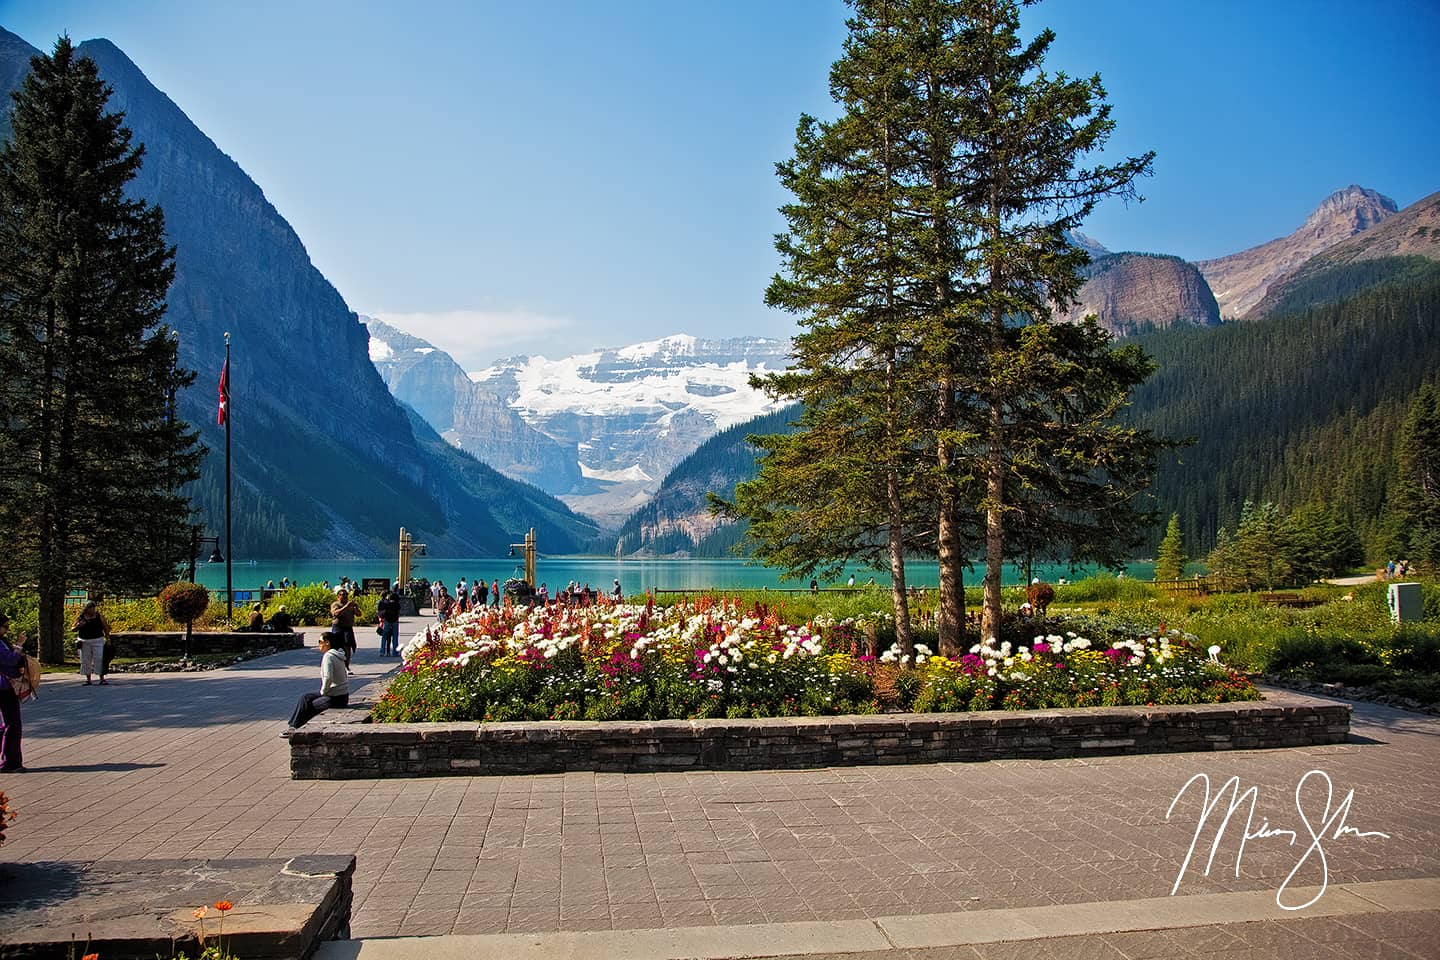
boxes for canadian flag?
[217,358,229,426]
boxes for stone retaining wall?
[109,631,305,658]
[289,688,1350,779]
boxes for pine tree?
[1392,384,1440,570]
[1155,513,1187,581]
[0,38,202,662]
[725,3,938,654]
[1232,501,1291,591]
[733,0,1159,651]
[905,0,1158,641]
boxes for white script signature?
[1166,769,1390,910]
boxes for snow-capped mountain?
[471,334,792,524]
[365,318,584,496]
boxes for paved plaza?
[2,616,1438,957]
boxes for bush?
[158,582,210,625]
[261,584,375,626]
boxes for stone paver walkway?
[2,614,1438,956]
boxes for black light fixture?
[188,527,224,582]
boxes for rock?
[1056,253,1220,335]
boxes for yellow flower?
[193,906,207,920]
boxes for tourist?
[612,579,622,601]
[436,586,453,624]
[430,579,442,610]
[267,605,293,633]
[72,600,111,686]
[847,575,855,587]
[0,613,28,772]
[810,579,818,594]
[329,589,360,669]
[377,591,402,656]
[282,632,348,735]
[244,602,264,632]
[491,579,500,607]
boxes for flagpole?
[224,331,233,621]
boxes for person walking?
[72,600,111,686]
[377,591,402,657]
[329,589,360,670]
[490,579,500,608]
[282,632,349,735]
[0,613,28,772]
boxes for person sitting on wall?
[244,602,264,632]
[282,632,348,737]
[266,605,292,633]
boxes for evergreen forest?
[1130,256,1440,558]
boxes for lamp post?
[508,527,537,586]
[187,527,225,583]
[397,527,427,614]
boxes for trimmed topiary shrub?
[157,582,211,625]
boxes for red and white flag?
[217,358,229,426]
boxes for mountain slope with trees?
[617,256,1440,567]
[0,28,598,557]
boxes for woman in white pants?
[73,600,111,685]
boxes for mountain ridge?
[1196,185,1399,319]
[0,28,598,556]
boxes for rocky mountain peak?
[1303,185,1398,233]
[1197,185,1398,319]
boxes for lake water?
[193,557,1156,594]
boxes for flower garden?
[373,597,1258,723]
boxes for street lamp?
[508,527,537,586]
[188,527,224,583]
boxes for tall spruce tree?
[729,3,933,653]
[736,0,1159,651]
[1155,513,1187,580]
[928,0,1158,641]
[0,38,202,662]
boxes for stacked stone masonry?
[109,631,304,658]
[290,689,1350,779]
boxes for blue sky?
[2,0,1437,368]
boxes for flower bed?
[374,598,1258,723]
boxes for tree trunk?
[887,468,912,657]
[982,400,1006,642]
[936,375,964,655]
[38,580,65,664]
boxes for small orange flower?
[192,906,207,920]
[215,900,233,912]
[82,954,99,960]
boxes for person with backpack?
[0,613,31,772]
[377,591,402,657]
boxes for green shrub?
[1389,627,1440,672]
[158,582,210,625]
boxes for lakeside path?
[1,615,1438,957]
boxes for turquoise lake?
[193,557,1156,594]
